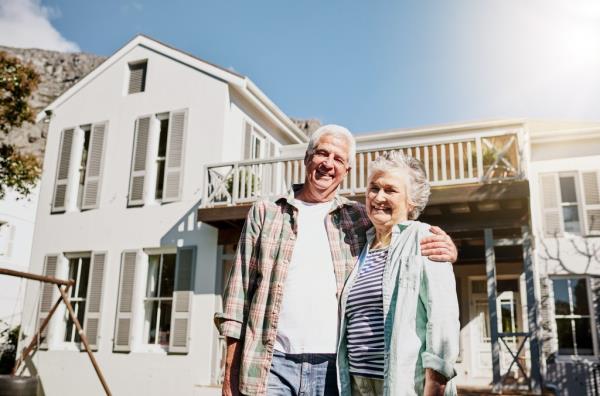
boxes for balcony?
[201,130,525,209]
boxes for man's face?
[304,134,351,195]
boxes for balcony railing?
[202,131,523,207]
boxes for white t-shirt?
[274,200,339,354]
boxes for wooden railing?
[202,131,523,207]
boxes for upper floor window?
[51,123,107,213]
[243,121,278,160]
[540,170,600,236]
[128,60,147,94]
[128,110,187,206]
[552,277,595,356]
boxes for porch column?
[484,228,502,389]
[522,226,542,393]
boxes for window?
[144,253,176,346]
[559,175,581,234]
[128,110,186,206]
[64,255,91,343]
[52,123,107,213]
[251,132,264,160]
[552,277,594,356]
[0,221,14,257]
[128,60,147,94]
[76,126,92,209]
[540,171,600,236]
[155,115,169,200]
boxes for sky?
[1,0,600,134]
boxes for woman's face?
[366,169,414,230]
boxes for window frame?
[142,251,176,349]
[63,253,92,345]
[154,113,170,201]
[557,172,585,236]
[551,276,598,358]
[127,59,148,95]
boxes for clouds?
[0,0,79,52]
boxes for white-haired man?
[215,125,457,396]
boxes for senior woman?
[337,151,460,396]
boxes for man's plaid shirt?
[214,186,372,395]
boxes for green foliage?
[0,52,41,199]
[0,323,21,374]
[0,143,41,199]
[0,51,40,132]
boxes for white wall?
[0,186,39,331]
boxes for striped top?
[345,247,388,379]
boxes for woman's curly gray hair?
[368,150,430,220]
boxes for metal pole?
[522,225,542,393]
[12,287,70,375]
[57,285,112,396]
[485,228,502,392]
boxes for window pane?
[562,206,581,233]
[155,160,165,200]
[556,318,575,354]
[74,301,86,343]
[559,176,577,203]
[571,278,590,315]
[77,257,91,299]
[146,255,160,297]
[158,119,169,157]
[574,318,594,355]
[158,300,172,346]
[67,259,79,298]
[159,254,176,297]
[552,279,571,315]
[146,300,159,344]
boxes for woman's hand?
[423,368,447,396]
[420,226,457,263]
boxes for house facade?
[18,35,600,395]
[19,35,305,396]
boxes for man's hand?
[421,226,458,263]
[222,338,241,396]
[423,368,447,396]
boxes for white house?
[19,34,305,396]
[19,33,600,396]
[0,186,39,332]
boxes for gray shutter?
[540,174,561,237]
[162,110,187,202]
[39,254,59,349]
[128,117,151,206]
[243,122,252,159]
[83,252,106,351]
[128,62,147,94]
[81,123,108,210]
[539,276,558,358]
[114,251,137,352]
[169,246,195,353]
[52,129,75,212]
[581,171,600,235]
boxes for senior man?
[214,125,457,396]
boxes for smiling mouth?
[316,168,333,179]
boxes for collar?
[275,184,354,213]
[366,221,413,244]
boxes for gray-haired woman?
[337,151,460,396]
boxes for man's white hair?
[368,150,431,220]
[306,124,356,167]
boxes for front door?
[468,278,523,379]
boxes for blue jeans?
[267,350,338,396]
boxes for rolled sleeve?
[214,313,242,339]
[419,259,460,380]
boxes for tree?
[0,51,41,199]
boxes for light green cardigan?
[337,221,460,396]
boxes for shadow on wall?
[545,358,600,396]
[158,198,218,295]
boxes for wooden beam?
[485,228,502,390]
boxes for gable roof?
[36,34,306,143]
